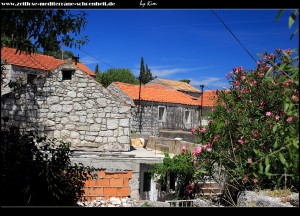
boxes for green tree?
[145,64,154,83]
[1,10,88,54]
[179,79,191,84]
[101,68,138,87]
[95,64,102,83]
[1,126,96,206]
[139,57,146,84]
[139,57,154,84]
[276,9,299,40]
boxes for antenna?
[199,84,204,126]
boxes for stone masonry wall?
[131,101,200,136]
[107,83,201,136]
[1,62,131,151]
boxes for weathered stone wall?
[131,101,200,136]
[1,62,131,151]
[107,83,201,136]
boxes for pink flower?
[234,80,241,86]
[266,111,272,117]
[250,80,257,86]
[191,127,196,134]
[286,117,293,123]
[194,160,199,165]
[192,146,202,156]
[234,66,243,73]
[247,158,252,163]
[238,137,244,145]
[199,128,206,133]
[241,75,246,80]
[275,115,280,121]
[213,135,220,143]
[260,100,264,108]
[291,95,298,101]
[182,146,187,154]
[285,48,292,55]
[211,108,215,112]
[253,179,258,184]
[242,176,248,183]
[252,131,259,138]
[258,72,264,77]
[206,147,212,152]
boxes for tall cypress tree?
[145,64,153,83]
[95,63,102,83]
[139,57,154,84]
[139,57,146,84]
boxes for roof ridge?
[2,47,60,60]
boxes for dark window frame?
[62,70,73,80]
[27,74,37,84]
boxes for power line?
[211,10,257,64]
[77,48,116,69]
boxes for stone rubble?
[77,197,144,207]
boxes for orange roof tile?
[149,78,201,93]
[114,82,201,106]
[1,47,95,77]
[198,90,218,107]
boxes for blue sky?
[69,9,299,90]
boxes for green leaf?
[275,10,284,22]
[272,124,278,133]
[265,164,270,174]
[277,63,287,72]
[289,16,295,29]
[292,139,299,148]
[265,157,270,166]
[279,153,286,165]
[288,11,297,29]
[259,162,264,174]
[284,102,290,112]
[273,137,279,148]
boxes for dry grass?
[256,188,292,198]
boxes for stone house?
[1,47,131,151]
[107,81,202,136]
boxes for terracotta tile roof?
[114,82,201,106]
[198,90,218,107]
[149,78,201,93]
[1,47,95,77]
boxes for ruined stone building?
[107,82,202,136]
[1,47,131,151]
[0,47,163,201]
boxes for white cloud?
[191,77,229,90]
[150,66,215,77]
[80,56,99,65]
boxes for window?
[184,110,191,124]
[27,74,37,84]
[158,106,166,122]
[170,172,176,190]
[143,172,151,192]
[62,70,73,80]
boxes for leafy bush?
[194,49,299,202]
[151,147,200,199]
[1,126,96,206]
